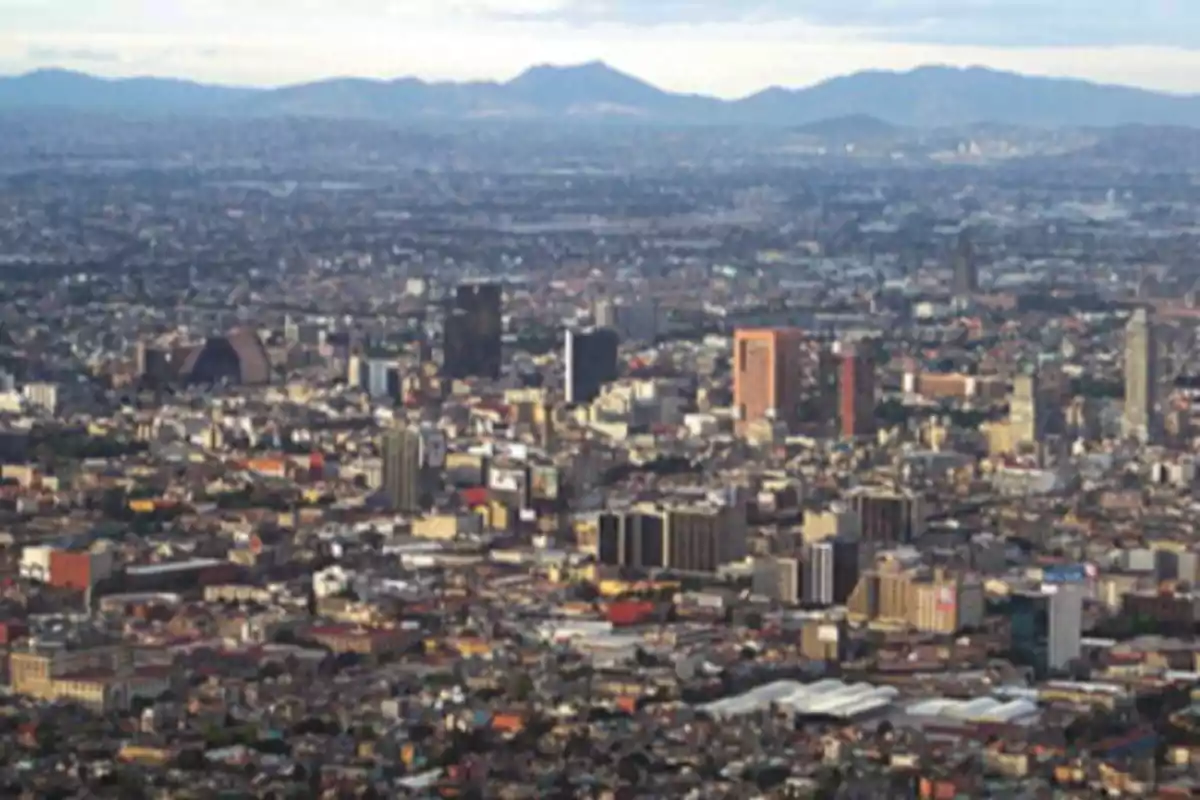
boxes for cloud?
[8,0,1199,49]
[25,46,121,63]
[546,0,1200,49]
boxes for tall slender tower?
[1123,309,1157,443]
[1009,366,1042,447]
[839,343,876,439]
[952,232,978,296]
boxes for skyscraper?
[564,327,619,405]
[1009,366,1043,447]
[443,283,503,380]
[1123,308,1157,443]
[733,328,805,430]
[839,343,876,439]
[382,426,423,513]
[1047,584,1083,672]
[952,232,978,296]
[803,536,860,607]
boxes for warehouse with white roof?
[699,679,899,721]
[905,696,1039,724]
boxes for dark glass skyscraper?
[952,231,978,296]
[443,283,502,380]
[565,327,619,405]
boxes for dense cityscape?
[1,80,1200,798]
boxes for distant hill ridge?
[1,62,1198,128]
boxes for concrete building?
[21,382,58,415]
[1123,308,1157,443]
[839,343,876,439]
[951,231,978,296]
[733,328,805,431]
[365,358,398,400]
[382,425,424,514]
[1047,584,1084,672]
[847,555,985,634]
[565,327,619,405]
[847,488,926,545]
[596,501,747,574]
[444,283,503,380]
[753,556,802,605]
[1008,366,1043,448]
[10,640,168,713]
[803,537,860,607]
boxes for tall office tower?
[803,536,860,607]
[382,426,424,513]
[1009,365,1043,446]
[595,502,747,574]
[665,504,748,573]
[1123,308,1157,443]
[839,343,876,439]
[443,283,503,380]
[1047,584,1083,672]
[952,232,978,296]
[796,341,840,432]
[564,327,619,405]
[733,328,805,430]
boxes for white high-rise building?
[1047,584,1083,672]
[1123,309,1157,443]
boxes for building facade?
[382,426,424,514]
[444,283,503,380]
[1123,308,1157,443]
[839,344,876,439]
[565,327,619,405]
[733,328,805,431]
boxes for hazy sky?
[3,0,1200,97]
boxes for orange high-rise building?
[840,343,876,439]
[733,328,805,430]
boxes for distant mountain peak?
[505,60,668,108]
[508,60,651,89]
[515,60,620,77]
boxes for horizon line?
[6,60,1199,103]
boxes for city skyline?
[3,0,1200,98]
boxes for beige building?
[10,642,169,712]
[847,556,984,634]
[803,507,861,545]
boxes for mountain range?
[2,62,1199,129]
